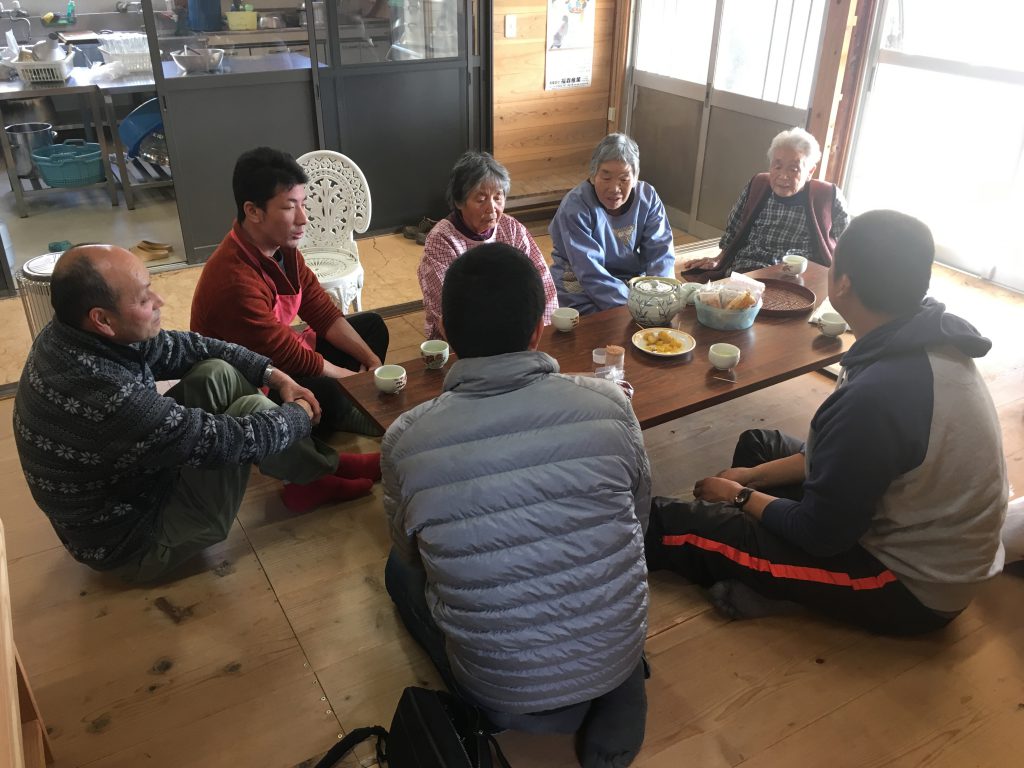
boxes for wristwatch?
[262,365,275,387]
[733,486,755,511]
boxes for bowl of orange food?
[631,327,696,357]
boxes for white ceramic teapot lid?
[633,276,677,294]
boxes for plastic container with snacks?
[694,295,762,330]
[693,273,765,330]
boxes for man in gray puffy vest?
[382,242,652,767]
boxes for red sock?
[335,452,382,482]
[280,475,373,514]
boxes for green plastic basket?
[31,140,105,187]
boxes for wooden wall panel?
[495,93,611,131]
[493,0,620,200]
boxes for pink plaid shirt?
[417,214,558,340]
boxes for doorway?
[626,0,828,237]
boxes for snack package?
[696,273,766,311]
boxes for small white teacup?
[552,307,580,332]
[782,253,808,276]
[819,312,847,338]
[374,364,407,394]
[420,339,450,369]
[708,343,741,370]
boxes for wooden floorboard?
[0,259,1021,767]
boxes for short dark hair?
[50,247,118,326]
[834,210,933,315]
[446,151,511,209]
[232,146,308,221]
[441,243,545,358]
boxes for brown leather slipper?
[131,245,171,262]
[139,240,173,251]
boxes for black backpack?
[315,687,512,768]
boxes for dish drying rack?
[7,51,75,82]
[97,32,150,73]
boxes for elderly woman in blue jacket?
[549,133,675,314]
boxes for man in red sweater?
[191,147,389,437]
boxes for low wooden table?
[340,262,852,432]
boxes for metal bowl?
[138,130,170,167]
[171,48,224,74]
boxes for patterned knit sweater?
[13,321,313,570]
[418,214,558,340]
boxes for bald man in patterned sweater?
[14,245,379,582]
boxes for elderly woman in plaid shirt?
[684,127,850,278]
[417,152,557,340]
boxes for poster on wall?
[544,0,595,91]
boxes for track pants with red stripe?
[644,430,953,636]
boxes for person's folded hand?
[277,376,323,424]
[683,256,718,271]
[693,475,742,504]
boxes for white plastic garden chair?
[296,150,371,312]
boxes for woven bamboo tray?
[759,278,817,317]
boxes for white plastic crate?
[10,52,74,83]
[98,48,152,73]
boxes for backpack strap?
[483,731,512,768]
[313,725,388,768]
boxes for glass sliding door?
[311,0,486,230]
[845,0,1024,292]
[628,0,828,237]
[628,0,717,228]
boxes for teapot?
[32,34,64,62]
[627,276,689,327]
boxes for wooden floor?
[1,267,1022,767]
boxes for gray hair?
[767,127,821,169]
[589,133,640,177]
[446,151,511,209]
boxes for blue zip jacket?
[761,299,1007,611]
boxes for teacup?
[552,307,580,332]
[819,312,847,338]
[374,364,407,394]
[708,343,741,370]
[782,253,808,276]
[420,340,450,369]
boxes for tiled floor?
[2,185,186,272]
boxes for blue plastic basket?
[31,140,105,187]
[118,98,162,158]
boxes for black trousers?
[645,429,954,636]
[291,312,389,434]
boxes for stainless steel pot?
[259,14,284,29]
[4,122,56,177]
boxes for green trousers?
[123,359,337,583]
